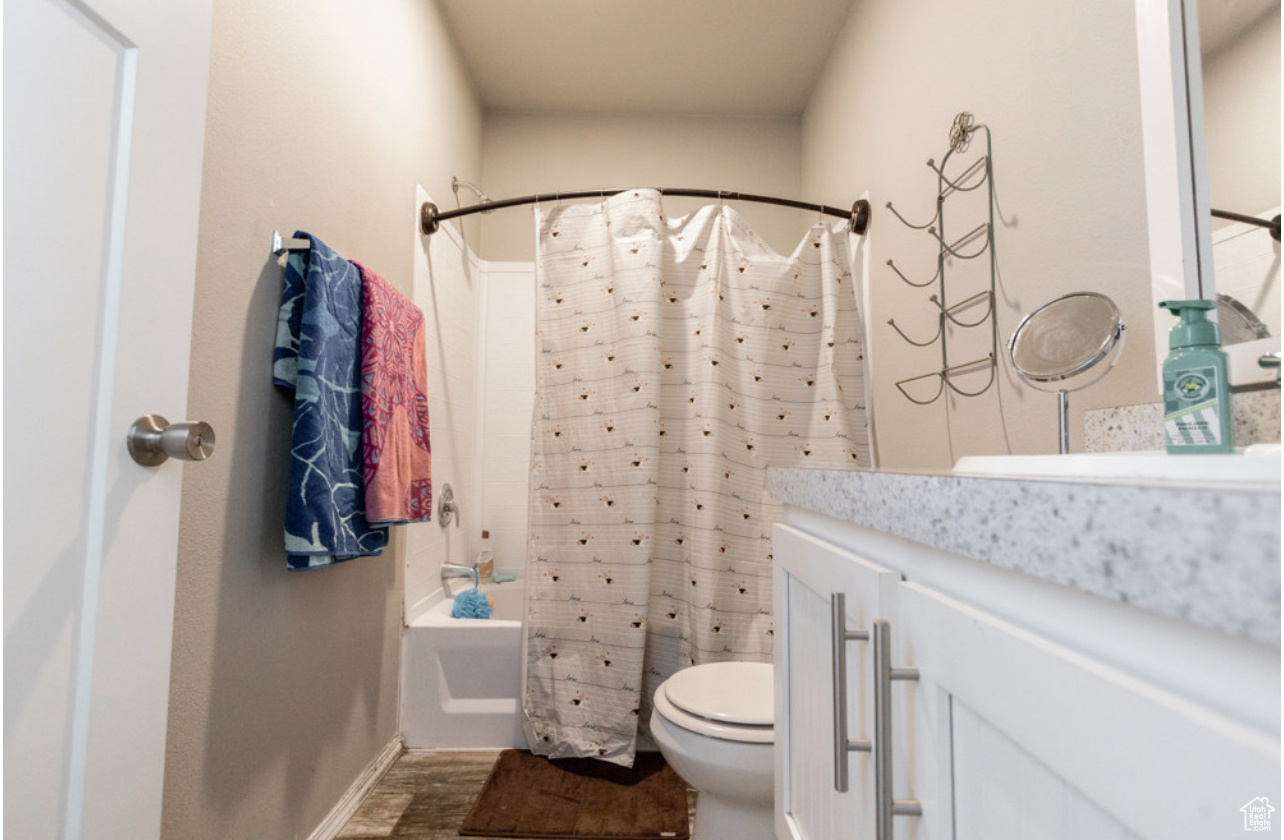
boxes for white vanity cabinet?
[774,519,1281,840]
[773,526,890,840]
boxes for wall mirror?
[1137,0,1281,391]
[1200,0,1280,352]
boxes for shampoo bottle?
[1158,299,1234,454]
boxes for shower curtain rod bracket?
[420,201,441,236]
[850,199,871,236]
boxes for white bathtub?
[400,578,527,749]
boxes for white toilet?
[650,661,775,840]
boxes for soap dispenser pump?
[1158,299,1234,454]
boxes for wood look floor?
[337,750,698,840]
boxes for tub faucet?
[442,562,479,589]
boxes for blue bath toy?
[452,586,492,619]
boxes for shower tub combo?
[400,577,527,749]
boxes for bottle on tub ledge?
[475,530,495,583]
[1159,299,1234,454]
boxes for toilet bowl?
[650,661,775,840]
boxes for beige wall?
[803,0,1158,469]
[161,1,482,838]
[479,112,811,261]
[1203,6,1281,226]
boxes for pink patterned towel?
[356,262,432,524]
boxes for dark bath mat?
[459,749,690,840]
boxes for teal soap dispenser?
[1158,299,1234,454]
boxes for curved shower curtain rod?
[419,189,872,237]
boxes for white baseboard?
[305,735,403,840]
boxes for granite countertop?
[767,468,1282,645]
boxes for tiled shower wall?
[405,187,482,620]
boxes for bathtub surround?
[162,1,482,838]
[524,191,870,764]
[401,190,484,623]
[768,468,1282,644]
[477,262,539,575]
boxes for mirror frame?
[1135,0,1280,390]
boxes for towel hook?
[927,157,989,195]
[887,316,943,348]
[930,290,994,328]
[887,258,940,289]
[885,201,939,231]
[929,223,991,260]
[271,230,311,257]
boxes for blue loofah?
[451,587,492,619]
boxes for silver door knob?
[127,415,216,466]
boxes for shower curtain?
[523,189,870,765]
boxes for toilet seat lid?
[664,662,773,725]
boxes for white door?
[774,525,895,840]
[893,580,1280,840]
[4,0,213,837]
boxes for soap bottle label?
[1163,365,1222,446]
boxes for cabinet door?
[774,525,895,840]
[890,580,1280,840]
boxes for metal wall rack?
[885,113,998,404]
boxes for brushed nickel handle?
[831,592,871,792]
[873,619,921,839]
[438,483,459,528]
[127,415,215,467]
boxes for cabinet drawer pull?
[831,592,871,792]
[873,619,922,838]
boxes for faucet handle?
[438,484,459,528]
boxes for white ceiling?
[434,0,857,116]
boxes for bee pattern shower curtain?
[523,189,870,765]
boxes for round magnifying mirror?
[1009,292,1125,453]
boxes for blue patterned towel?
[274,232,388,570]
